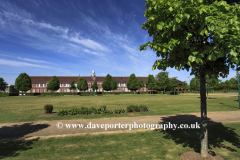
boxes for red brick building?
[1,71,187,93]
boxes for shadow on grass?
[156,115,240,154]
[197,97,217,99]
[0,138,39,159]
[0,123,50,159]
[219,103,240,109]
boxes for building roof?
[29,76,184,85]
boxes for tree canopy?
[155,71,169,91]
[229,77,238,89]
[47,76,60,92]
[146,74,156,94]
[190,77,200,91]
[15,73,32,93]
[102,74,113,92]
[69,81,76,92]
[139,0,240,156]
[127,74,141,93]
[168,77,179,94]
[77,77,88,92]
[91,80,99,92]
[0,77,8,91]
[181,81,188,90]
[111,78,118,91]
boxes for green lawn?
[0,94,239,123]
[0,122,239,160]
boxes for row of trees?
[0,72,184,94]
[190,76,238,91]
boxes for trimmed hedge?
[0,93,19,97]
[166,91,180,95]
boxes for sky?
[0,0,237,85]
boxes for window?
[117,88,119,92]
[75,83,77,87]
[144,88,146,91]
[100,88,102,92]
[37,89,39,93]
[64,83,68,87]
[40,84,43,87]
[125,88,128,92]
[88,83,91,87]
[118,83,121,86]
[27,90,30,93]
[61,89,62,92]
[40,89,43,93]
[32,84,35,87]
[100,83,102,87]
[32,89,35,93]
[64,89,66,92]
[67,89,70,92]
[44,89,46,92]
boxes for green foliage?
[91,80,98,92]
[190,77,200,91]
[0,93,19,97]
[102,74,112,91]
[47,76,60,92]
[168,77,179,92]
[229,77,238,89]
[155,71,169,91]
[44,104,53,114]
[100,105,107,111]
[15,73,32,92]
[0,77,8,91]
[127,73,141,92]
[68,108,79,115]
[111,78,118,91]
[57,109,68,116]
[181,81,188,90]
[69,81,76,91]
[127,104,148,112]
[139,105,148,111]
[77,77,88,92]
[146,74,156,91]
[114,109,122,114]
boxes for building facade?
[1,71,187,93]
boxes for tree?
[91,80,99,92]
[190,77,200,91]
[206,75,218,98]
[69,81,76,93]
[224,80,231,91]
[168,77,179,95]
[127,74,140,94]
[77,77,88,92]
[229,77,238,89]
[111,78,117,91]
[0,77,8,92]
[47,76,60,92]
[181,81,188,93]
[15,73,32,95]
[155,71,169,92]
[138,79,145,93]
[146,74,155,94]
[139,0,240,157]
[102,74,112,92]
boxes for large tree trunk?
[207,84,209,99]
[200,67,208,157]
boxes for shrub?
[44,104,53,114]
[57,109,68,116]
[114,109,122,114]
[139,105,148,111]
[127,105,134,112]
[133,105,141,112]
[68,108,79,115]
[121,109,125,113]
[100,105,107,111]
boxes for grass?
[0,122,239,160]
[0,94,239,123]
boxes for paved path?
[0,111,240,142]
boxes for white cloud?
[17,57,52,64]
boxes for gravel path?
[0,110,240,142]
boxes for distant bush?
[100,105,107,111]
[139,105,148,111]
[133,105,141,112]
[57,109,68,116]
[68,108,79,115]
[44,104,53,114]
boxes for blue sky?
[0,0,237,85]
